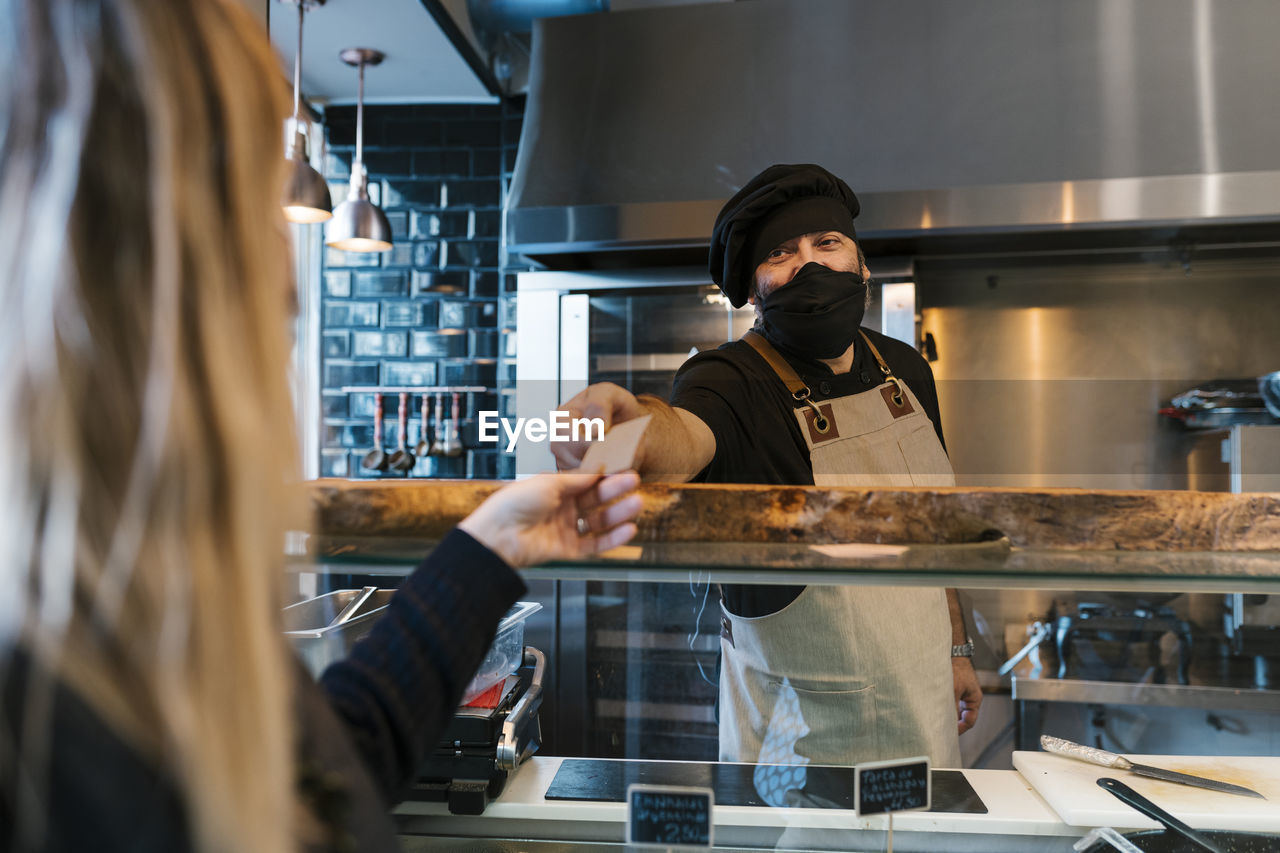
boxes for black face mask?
[759,263,868,360]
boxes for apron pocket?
[898,423,955,487]
[764,679,879,766]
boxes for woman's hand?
[458,470,642,568]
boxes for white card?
[578,414,652,475]
[810,543,909,559]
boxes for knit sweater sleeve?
[319,528,527,805]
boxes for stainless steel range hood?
[508,0,1280,258]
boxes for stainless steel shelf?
[1012,676,1280,712]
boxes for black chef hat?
[708,163,860,308]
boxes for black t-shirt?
[669,328,946,617]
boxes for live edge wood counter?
[305,480,1280,551]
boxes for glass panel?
[586,287,754,396]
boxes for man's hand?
[952,657,983,735]
[550,383,650,471]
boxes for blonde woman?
[0,1,641,851]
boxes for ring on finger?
[576,516,590,536]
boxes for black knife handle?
[1095,777,1226,853]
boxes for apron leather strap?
[742,330,832,434]
[857,330,908,409]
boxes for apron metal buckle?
[792,387,811,402]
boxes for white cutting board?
[1012,751,1280,832]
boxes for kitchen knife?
[1040,735,1266,800]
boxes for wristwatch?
[951,639,975,658]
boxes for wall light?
[280,0,332,224]
[325,48,392,252]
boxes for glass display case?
[291,480,1280,852]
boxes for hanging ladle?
[428,392,446,456]
[387,391,416,473]
[413,392,432,457]
[361,395,388,472]
[443,391,464,458]
[1096,778,1226,853]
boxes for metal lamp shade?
[282,152,333,224]
[326,194,392,252]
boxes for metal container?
[284,590,543,700]
[284,586,396,677]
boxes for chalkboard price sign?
[626,784,714,849]
[854,756,931,816]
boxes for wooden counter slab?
[306,480,1280,551]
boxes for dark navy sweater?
[2,528,525,852]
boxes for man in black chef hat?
[553,163,981,769]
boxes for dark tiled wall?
[319,101,524,480]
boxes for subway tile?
[438,300,474,328]
[496,452,516,480]
[353,271,407,298]
[412,329,468,358]
[323,331,351,358]
[385,211,410,240]
[442,179,499,208]
[413,241,441,269]
[382,302,424,327]
[500,331,517,358]
[417,298,441,327]
[320,450,349,478]
[467,449,498,480]
[363,150,412,176]
[382,117,444,146]
[352,330,408,358]
[442,119,500,147]
[382,178,442,209]
[432,104,475,121]
[324,109,357,147]
[323,270,352,297]
[467,391,499,414]
[416,454,467,479]
[499,295,518,328]
[324,422,376,449]
[411,270,468,296]
[323,360,379,387]
[449,239,499,268]
[323,301,380,328]
[472,210,501,238]
[321,393,350,418]
[348,392,379,419]
[469,328,498,358]
[411,211,441,239]
[324,245,381,268]
[413,149,470,178]
[385,242,413,268]
[324,150,352,180]
[411,210,471,240]
[471,148,501,178]
[439,358,496,387]
[382,361,438,388]
[471,271,499,298]
[502,115,524,143]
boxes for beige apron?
[718,330,961,770]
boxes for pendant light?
[280,0,332,224]
[325,48,392,252]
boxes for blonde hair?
[1,1,302,851]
